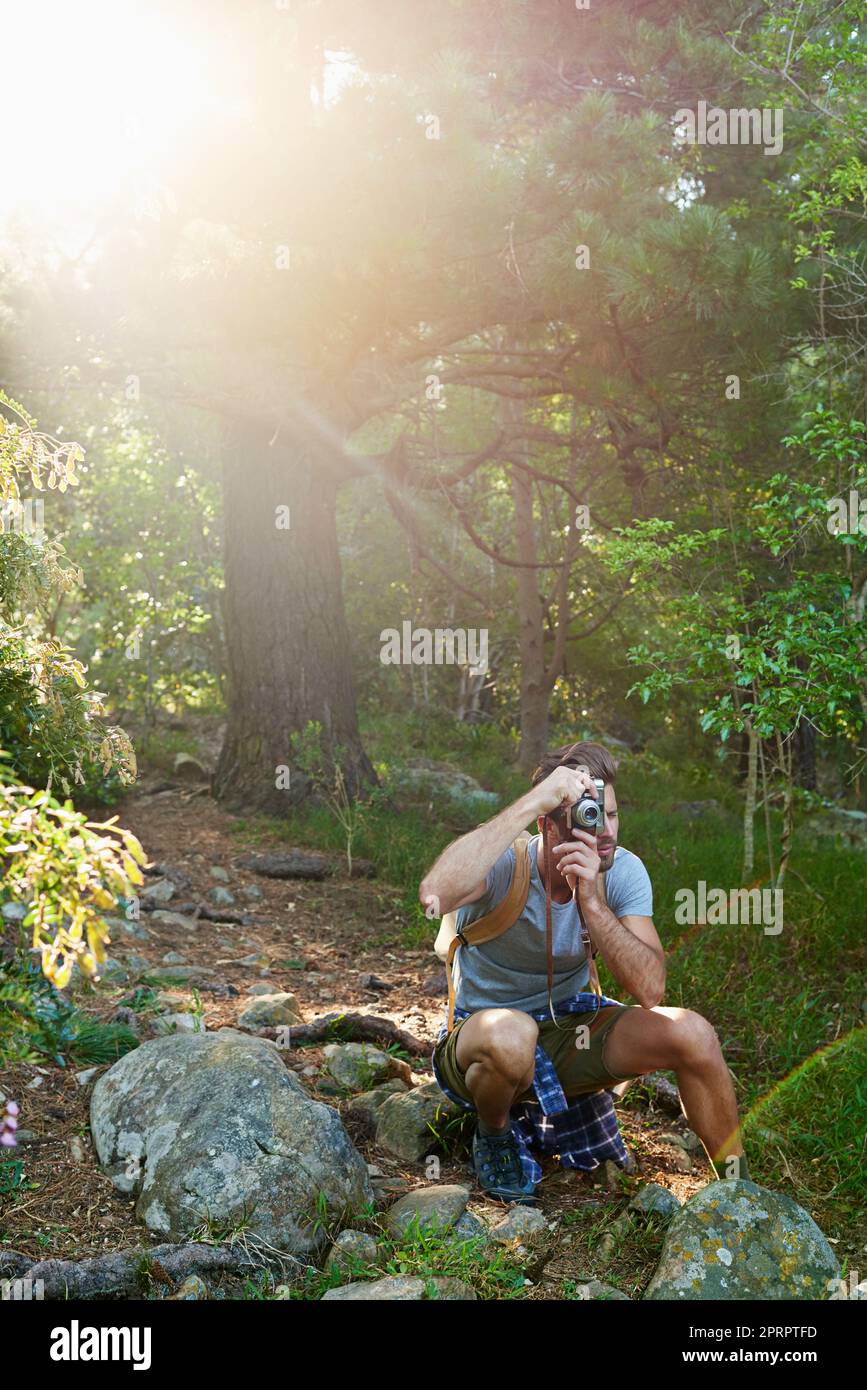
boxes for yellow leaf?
[121,830,147,866]
[121,853,144,886]
[86,922,108,963]
[54,957,73,990]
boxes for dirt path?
[1,786,709,1297]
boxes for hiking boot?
[472,1124,537,1203]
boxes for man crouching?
[419,741,750,1203]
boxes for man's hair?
[530,740,617,788]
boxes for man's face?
[596,784,619,871]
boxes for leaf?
[121,830,147,866]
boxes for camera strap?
[542,816,605,1028]
[444,828,608,1033]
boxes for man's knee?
[670,1008,723,1067]
[460,1008,538,1083]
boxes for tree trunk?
[511,459,550,772]
[741,724,757,880]
[214,418,375,813]
[776,735,794,892]
[795,716,817,791]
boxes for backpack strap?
[445,834,532,1033]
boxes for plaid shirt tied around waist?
[431,992,629,1185]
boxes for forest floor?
[2,779,728,1300]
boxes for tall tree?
[5,0,799,797]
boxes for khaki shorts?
[433,1004,643,1104]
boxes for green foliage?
[54,412,224,724]
[290,719,389,874]
[0,770,147,990]
[0,391,136,794]
[0,956,139,1067]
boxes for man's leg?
[455,1008,538,1128]
[601,1005,751,1180]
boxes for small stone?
[628,1183,682,1220]
[571,1278,631,1301]
[173,752,210,782]
[236,993,303,1029]
[150,911,200,932]
[450,1210,489,1244]
[1,902,28,923]
[421,970,448,996]
[240,885,264,901]
[247,982,277,996]
[142,879,176,906]
[322,1275,476,1301]
[375,1082,456,1162]
[74,1068,99,1088]
[386,1185,470,1237]
[324,1042,392,1091]
[210,867,230,883]
[161,952,187,966]
[150,1012,206,1036]
[359,974,393,992]
[168,1274,209,1300]
[153,991,189,1011]
[25,1076,44,1090]
[209,887,236,907]
[69,1136,87,1162]
[325,1229,378,1275]
[489,1206,548,1247]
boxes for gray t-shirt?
[453,835,653,1013]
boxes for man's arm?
[553,830,665,1008]
[419,765,598,918]
[582,905,666,1009]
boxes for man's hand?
[552,828,600,899]
[531,764,596,819]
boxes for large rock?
[644,1180,839,1300]
[90,1028,372,1258]
[375,1081,457,1161]
[322,1275,477,1301]
[391,760,499,816]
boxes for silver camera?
[563,777,605,836]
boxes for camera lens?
[576,800,600,827]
